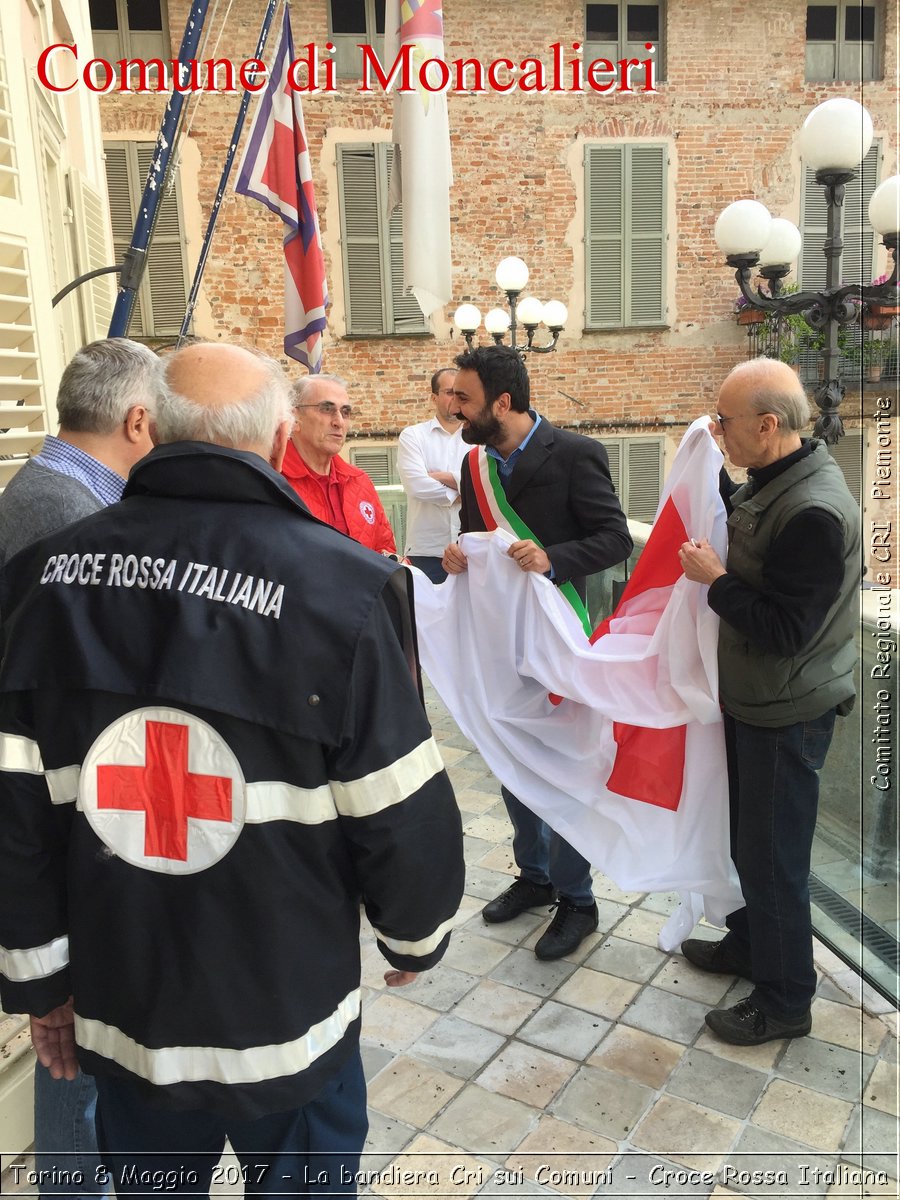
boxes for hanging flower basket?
[863,304,899,331]
[737,307,765,326]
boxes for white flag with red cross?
[412,418,743,945]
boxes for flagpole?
[178,0,281,344]
[107,0,212,338]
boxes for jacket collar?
[125,441,316,517]
[505,413,554,504]
[281,439,352,483]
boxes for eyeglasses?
[296,402,353,420]
[439,388,456,396]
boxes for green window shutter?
[103,141,188,337]
[624,438,663,522]
[602,437,622,496]
[348,444,399,485]
[586,143,666,329]
[586,145,624,327]
[337,144,387,334]
[628,145,666,325]
[136,144,188,336]
[337,143,426,336]
[104,143,144,335]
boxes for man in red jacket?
[282,375,397,555]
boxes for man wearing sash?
[442,346,632,960]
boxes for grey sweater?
[0,461,101,569]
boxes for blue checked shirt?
[32,435,126,507]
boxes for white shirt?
[397,417,469,556]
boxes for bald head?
[719,358,810,432]
[155,342,294,464]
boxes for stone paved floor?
[3,686,897,1199]
[353,683,899,1199]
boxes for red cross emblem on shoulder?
[80,708,246,874]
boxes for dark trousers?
[722,709,836,1018]
[94,1049,367,1198]
[408,556,447,584]
[501,785,594,905]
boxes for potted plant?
[863,274,900,330]
[734,293,765,325]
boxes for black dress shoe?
[705,998,811,1045]
[681,938,752,981]
[482,878,556,924]
[534,899,599,960]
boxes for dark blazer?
[459,416,633,598]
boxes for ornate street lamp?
[715,98,900,443]
[454,257,568,355]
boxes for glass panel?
[845,4,875,40]
[330,0,367,34]
[627,3,659,41]
[806,4,837,38]
[375,0,386,36]
[88,0,118,30]
[127,0,162,31]
[586,4,619,40]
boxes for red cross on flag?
[235,7,328,371]
[81,708,246,874]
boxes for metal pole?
[108,0,211,337]
[178,0,280,344]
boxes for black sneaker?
[681,938,753,981]
[705,998,812,1046]
[482,878,556,924]
[534,899,599,961]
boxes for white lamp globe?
[453,303,481,333]
[798,98,873,173]
[758,218,803,268]
[516,296,544,326]
[495,256,529,292]
[714,200,772,257]
[868,175,900,236]
[484,308,511,335]
[542,300,568,329]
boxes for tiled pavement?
[3,685,897,1199]
[354,683,899,1199]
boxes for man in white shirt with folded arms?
[397,368,468,582]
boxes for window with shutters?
[336,143,427,337]
[805,2,881,82]
[798,141,879,383]
[347,442,406,547]
[0,240,49,488]
[329,0,385,80]
[0,35,17,202]
[599,435,663,522]
[585,143,667,330]
[89,0,168,65]
[103,141,189,339]
[585,2,666,80]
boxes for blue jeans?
[722,709,837,1019]
[94,1048,367,1198]
[408,556,447,584]
[501,786,594,905]
[34,1065,106,1197]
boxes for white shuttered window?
[336,143,427,337]
[585,143,667,330]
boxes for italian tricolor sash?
[467,447,592,636]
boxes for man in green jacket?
[678,357,860,1046]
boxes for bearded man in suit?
[443,345,632,959]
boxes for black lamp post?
[715,98,900,444]
[454,257,568,355]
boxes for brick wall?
[97,0,899,568]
